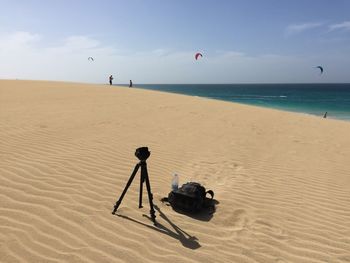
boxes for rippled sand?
[1,80,349,263]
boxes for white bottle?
[171,173,179,191]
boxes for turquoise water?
[120,84,350,121]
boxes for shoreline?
[125,84,350,123]
[4,79,350,122]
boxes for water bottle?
[171,173,179,191]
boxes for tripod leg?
[112,163,140,214]
[142,164,157,225]
[139,169,144,208]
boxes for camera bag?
[168,182,214,213]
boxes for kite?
[195,52,203,60]
[315,66,323,74]
[88,57,94,61]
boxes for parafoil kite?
[195,52,203,60]
[315,66,323,74]
[88,57,94,61]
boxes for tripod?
[112,147,156,225]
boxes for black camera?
[135,147,150,161]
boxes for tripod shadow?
[115,205,201,249]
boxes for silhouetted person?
[129,80,133,88]
[109,75,114,85]
[323,112,328,118]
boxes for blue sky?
[0,0,349,83]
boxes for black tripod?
[112,147,156,225]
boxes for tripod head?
[135,147,150,161]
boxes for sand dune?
[1,80,350,262]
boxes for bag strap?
[205,190,214,199]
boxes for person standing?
[109,75,114,85]
[129,80,133,88]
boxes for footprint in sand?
[221,209,252,232]
[213,162,244,186]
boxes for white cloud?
[0,31,40,52]
[0,31,117,82]
[151,49,173,57]
[285,22,324,36]
[328,21,350,31]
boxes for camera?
[135,147,150,161]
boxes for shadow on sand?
[114,205,201,249]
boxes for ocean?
[121,84,350,121]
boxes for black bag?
[168,182,214,213]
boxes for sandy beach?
[1,80,350,263]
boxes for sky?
[0,0,349,84]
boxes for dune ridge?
[1,80,350,262]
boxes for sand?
[0,79,350,263]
